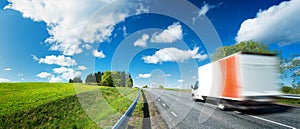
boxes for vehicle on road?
[191,52,282,110]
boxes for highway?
[144,89,300,129]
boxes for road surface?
[145,89,300,129]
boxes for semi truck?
[191,52,282,110]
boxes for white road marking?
[158,98,160,101]
[171,111,178,117]
[162,103,166,107]
[248,115,296,129]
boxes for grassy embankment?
[276,98,300,106]
[0,83,143,128]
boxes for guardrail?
[113,89,140,129]
[280,94,300,99]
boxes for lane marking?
[171,111,178,117]
[248,115,296,129]
[162,103,166,107]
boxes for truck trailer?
[191,52,282,110]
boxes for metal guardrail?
[279,94,300,99]
[113,89,140,129]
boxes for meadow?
[0,83,143,128]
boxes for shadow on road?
[237,104,294,115]
[141,90,151,129]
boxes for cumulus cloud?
[49,77,62,82]
[39,55,77,66]
[36,72,53,78]
[142,47,208,64]
[235,0,300,46]
[52,67,81,80]
[92,50,106,58]
[151,22,183,43]
[178,79,185,83]
[4,0,128,55]
[134,34,149,47]
[77,65,87,71]
[60,69,81,80]
[0,78,10,82]
[3,68,12,71]
[138,73,152,79]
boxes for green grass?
[0,83,142,128]
[276,98,300,106]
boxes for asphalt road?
[144,89,300,129]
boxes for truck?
[191,52,282,110]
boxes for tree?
[69,79,74,83]
[142,85,148,88]
[159,85,164,89]
[280,55,300,93]
[73,77,83,83]
[126,74,133,87]
[111,72,121,86]
[100,71,114,87]
[281,86,293,93]
[213,41,276,61]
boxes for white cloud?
[92,50,106,58]
[165,74,171,77]
[36,72,53,78]
[134,34,149,47]
[235,0,300,46]
[38,55,77,66]
[198,3,211,16]
[18,73,23,76]
[5,0,128,55]
[52,67,81,80]
[77,65,87,71]
[53,67,68,74]
[3,68,12,71]
[192,76,197,79]
[61,69,81,80]
[138,73,152,79]
[178,79,185,83]
[82,44,92,50]
[293,56,300,61]
[0,78,10,82]
[49,76,62,82]
[142,47,208,64]
[31,54,39,61]
[151,22,183,43]
[136,3,149,15]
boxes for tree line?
[69,71,133,87]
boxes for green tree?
[280,55,300,93]
[281,86,293,93]
[111,71,121,86]
[126,74,133,87]
[100,71,114,87]
[69,79,73,83]
[213,41,276,61]
[73,77,83,83]
[159,85,164,89]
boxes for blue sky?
[0,0,299,88]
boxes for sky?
[0,0,299,88]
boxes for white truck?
[191,52,282,110]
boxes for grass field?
[0,83,142,128]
